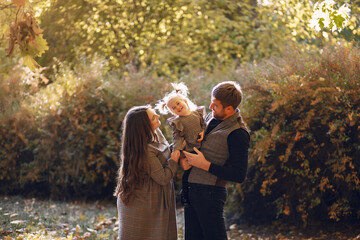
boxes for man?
[181,81,250,240]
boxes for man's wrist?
[202,161,211,172]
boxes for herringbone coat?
[117,129,178,240]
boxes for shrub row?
[1,43,359,227]
[231,42,360,226]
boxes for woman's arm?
[148,148,178,186]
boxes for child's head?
[156,82,197,116]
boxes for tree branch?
[0,3,15,10]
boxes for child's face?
[167,97,191,116]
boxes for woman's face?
[146,108,161,130]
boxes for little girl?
[156,82,205,206]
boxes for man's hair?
[212,81,242,110]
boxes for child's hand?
[171,150,180,162]
[179,157,192,170]
[197,131,204,142]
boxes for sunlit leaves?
[39,0,255,76]
[310,0,351,32]
[5,2,48,71]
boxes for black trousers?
[184,183,228,240]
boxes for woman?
[114,105,178,240]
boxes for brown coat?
[117,129,178,240]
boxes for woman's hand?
[171,150,180,162]
[183,147,210,171]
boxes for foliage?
[2,0,359,76]
[0,52,37,194]
[235,42,360,226]
[35,0,360,77]
[38,0,256,77]
[4,0,48,71]
[38,62,170,199]
[310,0,351,32]
[0,55,194,200]
[244,0,316,61]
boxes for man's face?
[209,97,227,120]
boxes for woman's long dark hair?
[114,106,157,204]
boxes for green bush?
[0,55,224,199]
[0,52,37,195]
[233,42,360,226]
[0,52,245,200]
[21,59,176,200]
[2,41,359,229]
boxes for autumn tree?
[2,0,48,71]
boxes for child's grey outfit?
[167,107,206,152]
[167,107,206,206]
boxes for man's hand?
[183,147,211,171]
[179,156,192,170]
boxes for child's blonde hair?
[155,82,197,115]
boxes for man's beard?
[212,110,226,120]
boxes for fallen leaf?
[10,220,26,225]
[230,224,237,230]
[82,232,91,239]
[76,224,82,233]
[16,234,24,239]
[86,228,97,234]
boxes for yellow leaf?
[16,234,24,240]
[75,224,82,233]
[34,34,49,57]
[23,55,40,72]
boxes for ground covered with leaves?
[1,196,359,240]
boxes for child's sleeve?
[196,106,206,130]
[168,117,185,151]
